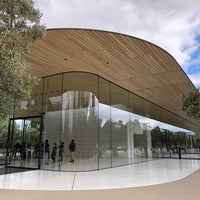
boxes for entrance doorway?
[6,115,43,169]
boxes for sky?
[35,0,200,88]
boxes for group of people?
[12,141,31,160]
[44,139,76,164]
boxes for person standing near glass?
[58,141,64,161]
[44,139,50,164]
[69,139,76,163]
[51,143,57,163]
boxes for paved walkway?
[0,159,200,190]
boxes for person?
[51,143,57,163]
[27,143,32,159]
[69,139,76,163]
[20,142,26,160]
[58,141,64,161]
[12,144,17,158]
[44,139,50,164]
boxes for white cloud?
[184,52,200,70]
[35,0,200,85]
[188,73,200,88]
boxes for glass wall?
[41,74,62,170]
[11,71,200,171]
[98,78,111,169]
[61,73,99,171]
[111,84,130,167]
[6,116,42,169]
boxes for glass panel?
[6,117,41,169]
[14,80,44,117]
[129,93,148,163]
[9,71,200,172]
[130,94,144,116]
[111,84,129,167]
[7,119,26,167]
[42,74,62,171]
[143,101,155,159]
[0,120,8,165]
[151,110,163,158]
[143,100,154,119]
[98,78,111,169]
[5,119,14,166]
[62,72,99,171]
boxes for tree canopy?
[182,88,200,119]
[0,0,46,120]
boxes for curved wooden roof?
[25,29,200,131]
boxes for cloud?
[184,50,200,88]
[188,73,200,88]
[35,0,200,86]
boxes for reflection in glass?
[111,84,129,167]
[98,78,111,169]
[43,74,62,171]
[8,71,200,171]
[62,73,99,171]
[6,117,42,169]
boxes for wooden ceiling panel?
[25,29,200,129]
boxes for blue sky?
[35,0,200,88]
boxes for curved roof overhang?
[25,29,200,131]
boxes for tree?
[193,133,200,148]
[173,131,186,146]
[0,0,46,120]
[151,126,162,147]
[182,88,200,119]
[0,120,9,148]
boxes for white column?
[127,122,134,159]
[147,129,152,158]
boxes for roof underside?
[25,29,200,131]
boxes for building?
[5,29,200,172]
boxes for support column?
[147,128,152,158]
[127,122,134,159]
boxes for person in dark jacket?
[51,143,57,163]
[58,141,64,161]
[44,139,50,164]
[69,139,76,163]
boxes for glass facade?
[5,72,200,171]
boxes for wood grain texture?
[25,29,200,130]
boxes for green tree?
[0,0,46,120]
[151,126,162,147]
[193,133,200,148]
[173,131,186,146]
[182,88,200,119]
[0,120,9,148]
